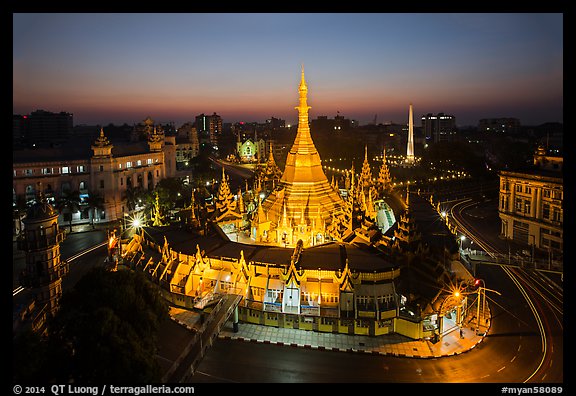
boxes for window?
[542,203,550,219]
[99,180,104,189]
[515,198,522,212]
[99,165,104,172]
[78,165,85,173]
[543,189,551,198]
[525,186,531,194]
[524,201,531,215]
[552,190,562,200]
[515,184,522,192]
[137,160,142,166]
[120,178,123,186]
[25,169,33,176]
[156,170,159,177]
[552,208,561,222]
[79,181,87,190]
[118,163,122,169]
[147,158,152,165]
[42,168,52,175]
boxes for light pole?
[473,279,501,335]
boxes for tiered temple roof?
[260,67,348,242]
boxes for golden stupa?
[258,66,348,246]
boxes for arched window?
[61,182,71,194]
[25,185,35,202]
[79,181,87,190]
[147,171,153,191]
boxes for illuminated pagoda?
[121,67,469,342]
[257,65,350,247]
[253,142,283,191]
[376,146,393,193]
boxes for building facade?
[498,146,563,254]
[478,117,520,134]
[196,112,222,147]
[13,127,177,230]
[421,112,457,143]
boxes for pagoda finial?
[299,63,307,92]
[365,144,368,162]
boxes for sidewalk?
[170,306,487,359]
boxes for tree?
[41,267,169,383]
[84,191,105,229]
[155,177,186,211]
[56,190,81,232]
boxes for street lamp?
[458,235,466,254]
[471,278,501,335]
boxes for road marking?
[510,356,516,363]
[497,366,506,372]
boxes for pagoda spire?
[377,146,393,193]
[237,187,245,214]
[360,144,372,190]
[284,64,316,159]
[258,67,348,245]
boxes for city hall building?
[13,127,177,233]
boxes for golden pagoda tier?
[260,67,348,243]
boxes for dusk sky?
[13,13,563,128]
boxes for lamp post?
[473,279,501,335]
[458,235,465,260]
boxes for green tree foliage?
[84,191,105,228]
[13,268,169,383]
[56,190,81,232]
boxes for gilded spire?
[299,63,307,92]
[93,127,111,147]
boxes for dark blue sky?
[13,13,563,127]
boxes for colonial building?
[175,122,200,166]
[498,145,563,254]
[13,123,177,230]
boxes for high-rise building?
[24,110,73,147]
[421,112,456,143]
[478,117,520,134]
[310,112,352,134]
[265,116,286,130]
[196,112,222,147]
